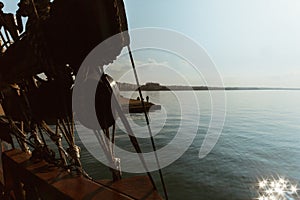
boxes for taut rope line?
[127,45,169,200]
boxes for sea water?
[77,90,300,200]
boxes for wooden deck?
[2,149,163,200]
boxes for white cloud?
[105,57,204,86]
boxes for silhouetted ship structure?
[0,0,165,199]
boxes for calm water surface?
[77,90,300,200]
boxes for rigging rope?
[112,0,168,197]
[127,46,169,200]
[30,0,40,20]
[100,74,157,189]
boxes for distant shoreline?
[117,82,300,91]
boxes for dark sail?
[44,0,130,73]
[0,0,129,83]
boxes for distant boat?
[119,96,161,113]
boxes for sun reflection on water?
[256,177,299,200]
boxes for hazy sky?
[2,0,300,87]
[123,0,300,87]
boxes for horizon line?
[117,82,300,90]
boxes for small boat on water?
[120,96,161,113]
[0,0,167,199]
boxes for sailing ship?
[0,0,167,199]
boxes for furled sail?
[0,0,129,84]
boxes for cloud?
[105,57,202,86]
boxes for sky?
[123,0,300,87]
[2,0,300,87]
